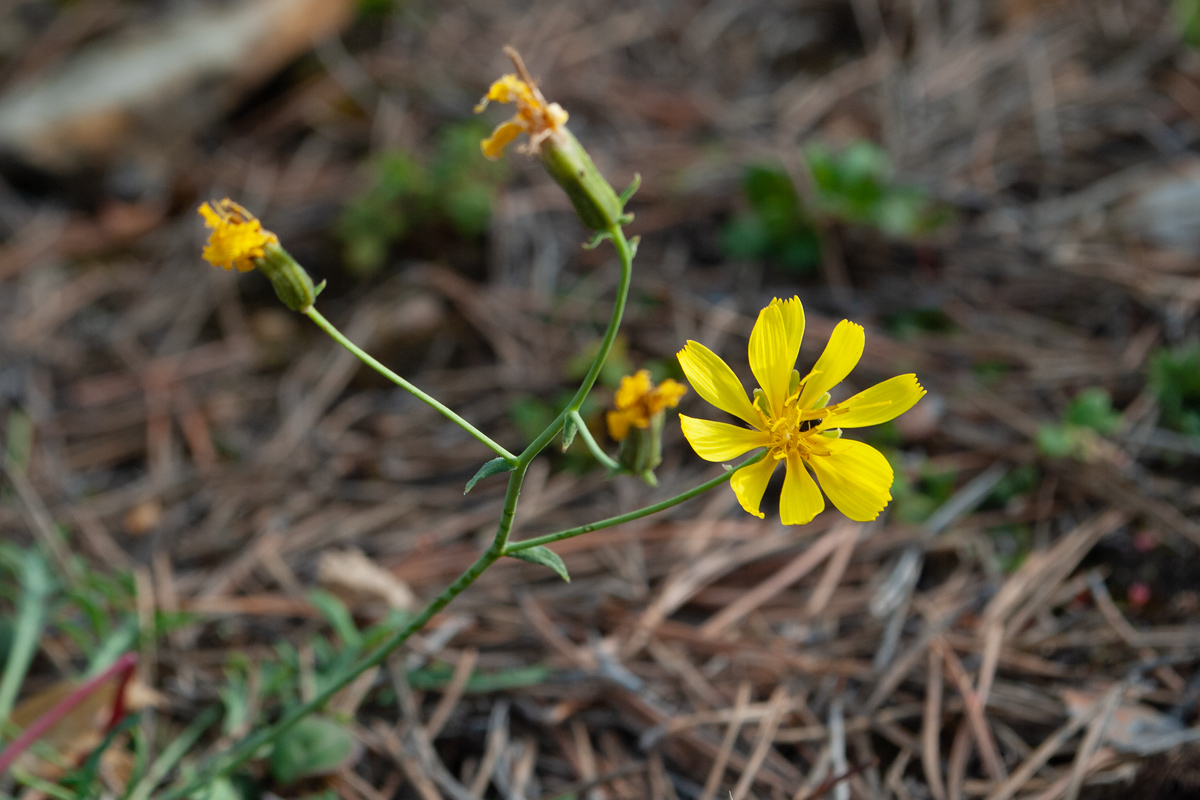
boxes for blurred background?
[2,0,1200,798]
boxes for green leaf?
[1066,388,1122,434]
[508,546,570,582]
[308,590,362,649]
[270,715,357,785]
[465,456,515,494]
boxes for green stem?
[519,225,634,463]
[304,307,517,464]
[505,452,765,554]
[570,410,622,472]
[170,220,639,799]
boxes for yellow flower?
[474,58,568,160]
[198,199,278,272]
[606,370,689,441]
[677,297,925,525]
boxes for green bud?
[540,129,626,231]
[616,408,666,486]
[256,242,316,311]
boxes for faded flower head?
[475,69,568,160]
[198,199,278,272]
[677,296,925,525]
[606,370,688,442]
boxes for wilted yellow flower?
[475,71,568,160]
[606,370,688,441]
[198,199,278,272]
[677,297,925,525]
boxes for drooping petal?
[481,119,527,160]
[749,298,803,417]
[677,341,761,428]
[680,415,771,462]
[806,439,894,522]
[823,374,926,429]
[797,320,866,410]
[729,455,779,519]
[780,453,824,525]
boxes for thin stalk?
[505,452,765,554]
[304,307,517,464]
[519,225,634,463]
[569,410,622,472]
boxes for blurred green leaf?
[1178,0,1200,47]
[1149,342,1200,436]
[337,122,508,276]
[407,663,552,693]
[1066,388,1122,434]
[270,715,357,785]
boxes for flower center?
[761,396,835,461]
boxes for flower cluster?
[198,199,278,272]
[677,297,924,525]
[606,370,688,442]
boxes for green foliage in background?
[1036,387,1123,459]
[722,140,949,273]
[1177,0,1200,47]
[888,458,957,524]
[1149,342,1200,436]
[722,165,821,272]
[338,122,509,275]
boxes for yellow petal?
[679,415,770,462]
[481,119,527,160]
[729,456,779,519]
[647,379,688,413]
[824,374,925,429]
[748,298,803,417]
[797,320,865,410]
[615,370,652,411]
[806,439,893,522]
[606,409,633,441]
[780,453,824,525]
[677,341,761,428]
[198,203,221,227]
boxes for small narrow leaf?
[618,173,642,207]
[508,546,570,583]
[562,417,579,452]
[465,457,515,494]
[582,230,613,250]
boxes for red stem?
[0,651,138,775]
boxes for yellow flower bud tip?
[475,48,569,160]
[198,198,278,272]
[606,370,689,441]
